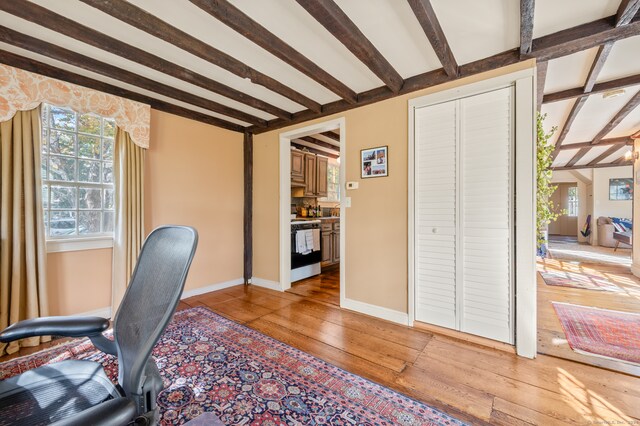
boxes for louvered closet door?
[460,87,513,343]
[414,100,457,329]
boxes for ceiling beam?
[543,73,640,104]
[536,60,548,112]
[407,0,458,76]
[0,50,245,132]
[616,0,640,26]
[299,136,340,151]
[188,0,357,104]
[583,42,614,93]
[320,131,340,142]
[519,0,535,55]
[10,0,312,117]
[552,159,632,171]
[528,14,640,61]
[587,143,626,166]
[558,136,633,150]
[551,96,588,159]
[565,147,592,167]
[0,26,266,127]
[591,90,640,143]
[291,142,339,159]
[295,0,404,93]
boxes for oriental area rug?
[0,307,466,425]
[552,302,640,365]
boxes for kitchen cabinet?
[291,149,328,197]
[291,150,305,185]
[321,231,332,264]
[321,219,340,267]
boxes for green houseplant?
[536,112,562,257]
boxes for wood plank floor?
[3,264,640,425]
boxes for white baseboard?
[75,306,112,319]
[341,297,409,325]
[631,265,640,278]
[250,277,282,291]
[181,278,245,299]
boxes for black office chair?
[0,225,198,426]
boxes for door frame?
[278,117,346,306]
[408,68,537,358]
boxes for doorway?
[278,118,346,307]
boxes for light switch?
[346,181,359,190]
[344,197,352,207]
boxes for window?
[41,104,115,240]
[322,160,340,202]
[609,178,633,201]
[567,186,578,216]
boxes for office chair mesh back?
[113,226,197,395]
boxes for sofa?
[597,217,632,248]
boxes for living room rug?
[539,269,622,292]
[0,307,465,425]
[552,302,640,365]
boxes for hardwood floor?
[286,264,340,305]
[3,263,640,424]
[538,256,640,376]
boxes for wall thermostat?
[346,182,359,190]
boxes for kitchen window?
[40,104,115,248]
[323,160,340,202]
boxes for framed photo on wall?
[361,146,388,178]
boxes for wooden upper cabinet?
[304,153,317,196]
[315,155,328,198]
[291,150,305,185]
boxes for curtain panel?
[0,108,49,356]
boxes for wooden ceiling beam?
[552,159,632,171]
[558,136,633,150]
[320,131,340,142]
[543,73,640,103]
[407,0,458,76]
[536,60,548,112]
[300,136,340,151]
[587,143,626,166]
[528,14,640,61]
[583,42,614,93]
[551,96,588,159]
[565,146,592,167]
[591,91,640,143]
[616,0,640,26]
[0,26,266,127]
[519,0,535,55]
[188,0,357,104]
[291,142,339,159]
[295,0,404,93]
[0,50,245,132]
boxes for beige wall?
[253,60,535,313]
[46,109,244,315]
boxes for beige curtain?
[111,127,145,313]
[0,108,49,356]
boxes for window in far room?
[40,103,115,240]
[567,186,578,217]
[324,160,340,203]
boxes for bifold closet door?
[460,87,513,344]
[414,100,457,329]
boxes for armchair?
[0,225,198,425]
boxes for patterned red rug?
[539,269,622,292]
[0,307,465,425]
[552,302,640,365]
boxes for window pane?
[49,156,76,181]
[78,113,101,135]
[102,211,114,233]
[79,188,102,209]
[104,189,114,210]
[50,211,77,236]
[50,186,77,209]
[50,107,76,131]
[103,162,113,183]
[79,211,101,234]
[104,119,115,138]
[43,210,49,236]
[41,129,48,155]
[42,185,48,209]
[41,154,48,180]
[78,135,101,159]
[102,139,114,161]
[49,131,76,156]
[78,159,101,183]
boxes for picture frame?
[361,146,388,178]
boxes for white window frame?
[41,104,115,253]
[567,186,578,217]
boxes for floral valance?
[0,64,150,148]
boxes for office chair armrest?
[0,316,109,343]
[50,397,136,426]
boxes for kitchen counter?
[293,216,340,221]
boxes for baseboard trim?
[341,297,409,325]
[75,306,112,319]
[631,265,640,278]
[250,277,282,291]
[181,278,245,299]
